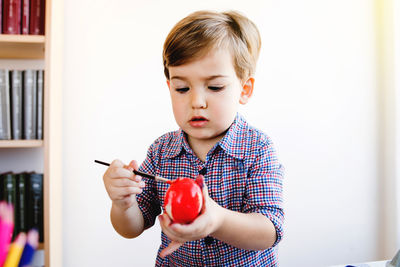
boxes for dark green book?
[0,172,18,239]
[27,172,44,242]
[16,172,28,233]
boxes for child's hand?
[103,159,146,210]
[158,175,224,258]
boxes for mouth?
[190,116,208,122]
[189,116,209,127]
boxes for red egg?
[164,177,203,224]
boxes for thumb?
[126,160,138,171]
[195,175,208,212]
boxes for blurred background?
[59,0,400,266]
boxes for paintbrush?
[94,160,171,184]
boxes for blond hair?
[163,10,261,81]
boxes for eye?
[175,87,189,93]
[208,86,224,91]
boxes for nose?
[191,89,207,109]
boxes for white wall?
[63,0,382,266]
[395,0,400,251]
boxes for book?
[0,69,11,140]
[23,70,37,140]
[0,172,18,239]
[21,0,29,34]
[26,173,43,243]
[0,0,2,33]
[2,0,21,34]
[16,172,27,234]
[10,70,23,140]
[36,70,43,140]
[29,0,45,35]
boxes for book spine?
[16,173,27,233]
[0,69,11,140]
[3,0,22,34]
[21,0,29,34]
[0,0,2,33]
[23,70,37,139]
[36,70,43,139]
[39,0,45,34]
[32,71,37,139]
[10,70,23,140]
[29,0,44,35]
[27,173,43,242]
[1,172,18,239]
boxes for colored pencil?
[3,232,26,267]
[94,160,171,183]
[18,229,39,267]
[0,202,14,266]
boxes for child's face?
[167,48,253,145]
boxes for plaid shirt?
[137,114,284,266]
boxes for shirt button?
[204,236,214,245]
[199,168,207,175]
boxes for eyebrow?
[170,75,228,81]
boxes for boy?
[103,10,284,266]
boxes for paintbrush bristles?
[155,176,171,183]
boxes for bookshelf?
[0,0,63,266]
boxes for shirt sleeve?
[242,140,285,247]
[136,141,162,229]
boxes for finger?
[111,159,125,168]
[125,160,143,182]
[131,160,139,171]
[161,212,173,226]
[125,160,134,171]
[169,215,207,239]
[110,167,134,179]
[196,175,208,213]
[110,187,143,199]
[112,178,145,188]
[158,214,174,233]
[160,241,184,258]
[158,215,185,241]
[195,174,204,189]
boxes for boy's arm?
[110,197,145,238]
[103,159,147,238]
[104,155,161,239]
[211,205,277,250]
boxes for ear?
[239,77,254,104]
[166,79,171,89]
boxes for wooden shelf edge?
[0,140,44,148]
[0,35,45,59]
[0,34,45,43]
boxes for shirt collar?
[164,129,185,158]
[217,113,247,160]
[164,113,248,160]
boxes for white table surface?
[329,260,389,267]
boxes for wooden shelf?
[0,140,44,148]
[0,34,45,59]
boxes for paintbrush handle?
[94,160,170,183]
